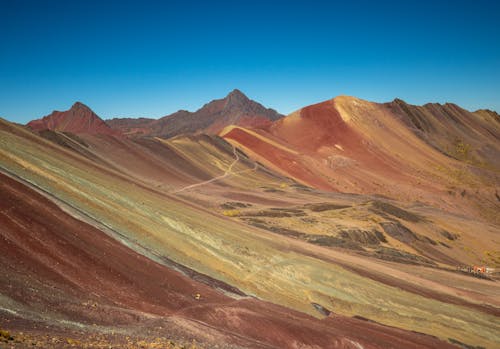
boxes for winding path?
[172,146,256,194]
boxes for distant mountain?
[386,99,500,168]
[27,102,119,136]
[473,108,500,124]
[104,117,155,137]
[106,89,284,138]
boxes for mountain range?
[105,89,283,137]
[27,89,500,223]
[1,89,499,348]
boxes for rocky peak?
[103,90,284,138]
[71,101,92,112]
[224,89,251,110]
[226,88,248,100]
[27,102,119,136]
[68,101,100,119]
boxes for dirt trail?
[173,146,256,194]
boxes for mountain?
[104,116,155,137]
[474,108,500,121]
[2,116,498,348]
[221,96,500,223]
[27,102,119,136]
[106,89,284,138]
[4,94,500,348]
[386,99,500,168]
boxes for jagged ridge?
[107,89,284,138]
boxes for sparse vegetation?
[308,235,365,251]
[222,209,241,217]
[372,247,435,266]
[220,201,252,210]
[448,337,486,349]
[454,139,472,160]
[483,250,500,267]
[440,230,459,241]
[240,208,306,218]
[369,201,423,222]
[301,217,318,224]
[66,338,81,346]
[380,221,419,243]
[0,329,14,342]
[338,229,387,245]
[303,202,350,212]
[289,183,312,191]
[0,329,200,348]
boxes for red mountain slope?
[221,96,500,222]
[27,102,119,136]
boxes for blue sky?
[1,0,499,123]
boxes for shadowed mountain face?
[106,89,284,138]
[474,108,500,124]
[27,102,119,136]
[386,99,500,169]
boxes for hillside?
[221,96,500,224]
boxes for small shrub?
[0,329,13,341]
[66,338,81,346]
[222,209,240,217]
[455,139,471,159]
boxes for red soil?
[272,100,364,154]
[222,99,415,193]
[271,100,409,177]
[223,126,335,190]
[0,171,459,348]
[223,98,485,204]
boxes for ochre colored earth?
[1,92,499,348]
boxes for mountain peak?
[71,101,92,111]
[226,89,248,100]
[108,90,284,138]
[225,89,250,107]
[474,108,500,123]
[27,102,119,136]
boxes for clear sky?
[1,0,499,123]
